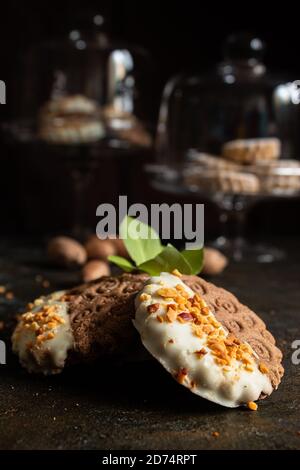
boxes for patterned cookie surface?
[182,275,284,389]
[66,273,284,389]
[66,273,148,360]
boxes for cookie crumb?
[0,286,6,294]
[212,431,220,437]
[247,401,258,411]
[0,321,5,330]
[42,280,50,288]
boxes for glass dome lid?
[13,13,153,148]
[156,33,300,164]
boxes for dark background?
[1,0,300,120]
[0,0,300,239]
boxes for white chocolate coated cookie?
[134,273,272,408]
[12,292,74,374]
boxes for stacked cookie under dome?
[184,138,300,195]
[38,95,105,144]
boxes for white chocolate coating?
[134,273,272,408]
[12,291,74,375]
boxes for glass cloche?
[151,33,300,262]
[156,32,300,163]
[10,13,153,148]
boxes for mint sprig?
[107,255,135,272]
[119,216,162,265]
[139,244,193,276]
[108,216,203,276]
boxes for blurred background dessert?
[1,1,300,258]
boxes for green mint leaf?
[120,216,163,266]
[180,247,203,275]
[108,255,135,272]
[138,244,192,276]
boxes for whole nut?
[47,236,87,268]
[202,247,228,276]
[111,237,128,258]
[82,260,110,282]
[85,236,116,260]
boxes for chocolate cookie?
[12,273,283,393]
[67,273,148,361]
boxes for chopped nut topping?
[36,334,44,343]
[176,368,188,384]
[172,269,182,277]
[167,303,176,310]
[192,324,204,338]
[259,362,269,374]
[166,309,177,322]
[247,401,258,411]
[178,312,193,322]
[175,284,190,298]
[147,303,160,314]
[201,306,210,315]
[157,287,178,298]
[140,293,151,302]
[177,316,185,324]
[15,302,66,346]
[195,348,207,358]
[152,277,260,378]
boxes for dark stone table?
[0,239,299,450]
